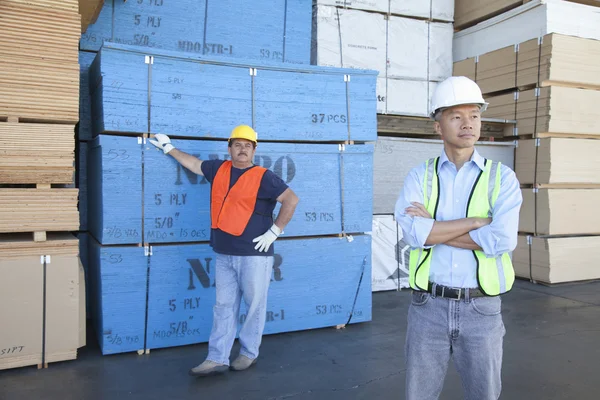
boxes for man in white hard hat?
[149,125,299,377]
[394,76,522,399]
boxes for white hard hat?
[430,76,488,119]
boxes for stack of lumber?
[0,123,75,184]
[0,234,85,371]
[312,1,454,116]
[456,34,600,139]
[79,0,312,65]
[451,2,600,284]
[0,0,84,370]
[85,43,375,355]
[454,0,600,31]
[0,1,80,122]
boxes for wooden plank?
[452,58,476,81]
[476,45,517,95]
[513,234,600,284]
[454,0,524,30]
[377,114,512,137]
[520,188,600,235]
[91,44,376,142]
[89,135,374,245]
[0,232,78,259]
[515,86,600,138]
[0,188,79,233]
[516,138,600,185]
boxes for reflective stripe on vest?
[408,157,515,296]
[210,160,267,236]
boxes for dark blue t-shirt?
[201,160,288,256]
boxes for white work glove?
[252,224,282,252]
[149,133,175,154]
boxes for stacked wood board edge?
[0,234,85,370]
[0,188,79,235]
[0,122,75,184]
[0,0,81,123]
[484,86,600,139]
[377,114,514,138]
[454,0,600,31]
[516,138,600,185]
[453,33,600,95]
[513,234,600,284]
[520,188,600,236]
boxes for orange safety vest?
[210,160,267,236]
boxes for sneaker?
[189,360,228,377]
[230,355,257,371]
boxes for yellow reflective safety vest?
[408,157,515,296]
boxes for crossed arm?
[405,202,488,250]
[395,167,522,257]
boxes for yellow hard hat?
[229,125,257,144]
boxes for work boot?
[189,360,228,377]
[230,355,257,371]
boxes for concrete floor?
[1,279,600,400]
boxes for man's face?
[228,139,256,165]
[434,104,482,149]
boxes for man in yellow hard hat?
[150,125,299,377]
[395,76,522,399]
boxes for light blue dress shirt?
[394,149,523,289]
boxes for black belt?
[425,282,485,300]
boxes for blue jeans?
[405,290,505,400]
[206,254,274,366]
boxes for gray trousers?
[405,290,505,400]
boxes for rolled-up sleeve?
[394,167,435,249]
[469,166,523,257]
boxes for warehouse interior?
[1,0,600,399]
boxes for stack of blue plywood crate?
[78,1,377,355]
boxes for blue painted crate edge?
[99,43,379,77]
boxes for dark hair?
[228,139,257,149]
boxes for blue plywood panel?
[80,0,113,51]
[89,50,148,135]
[149,57,252,138]
[205,0,285,62]
[89,136,372,244]
[90,44,377,141]
[283,0,313,65]
[143,139,372,242]
[340,145,374,233]
[111,0,205,52]
[78,51,96,142]
[145,243,215,349]
[78,0,310,63]
[88,238,147,355]
[88,135,143,245]
[142,139,220,244]
[145,235,371,350]
[77,142,88,231]
[348,74,378,142]
[254,69,349,142]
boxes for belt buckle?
[450,288,462,301]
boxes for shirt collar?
[440,148,486,171]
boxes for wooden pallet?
[377,114,514,138]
